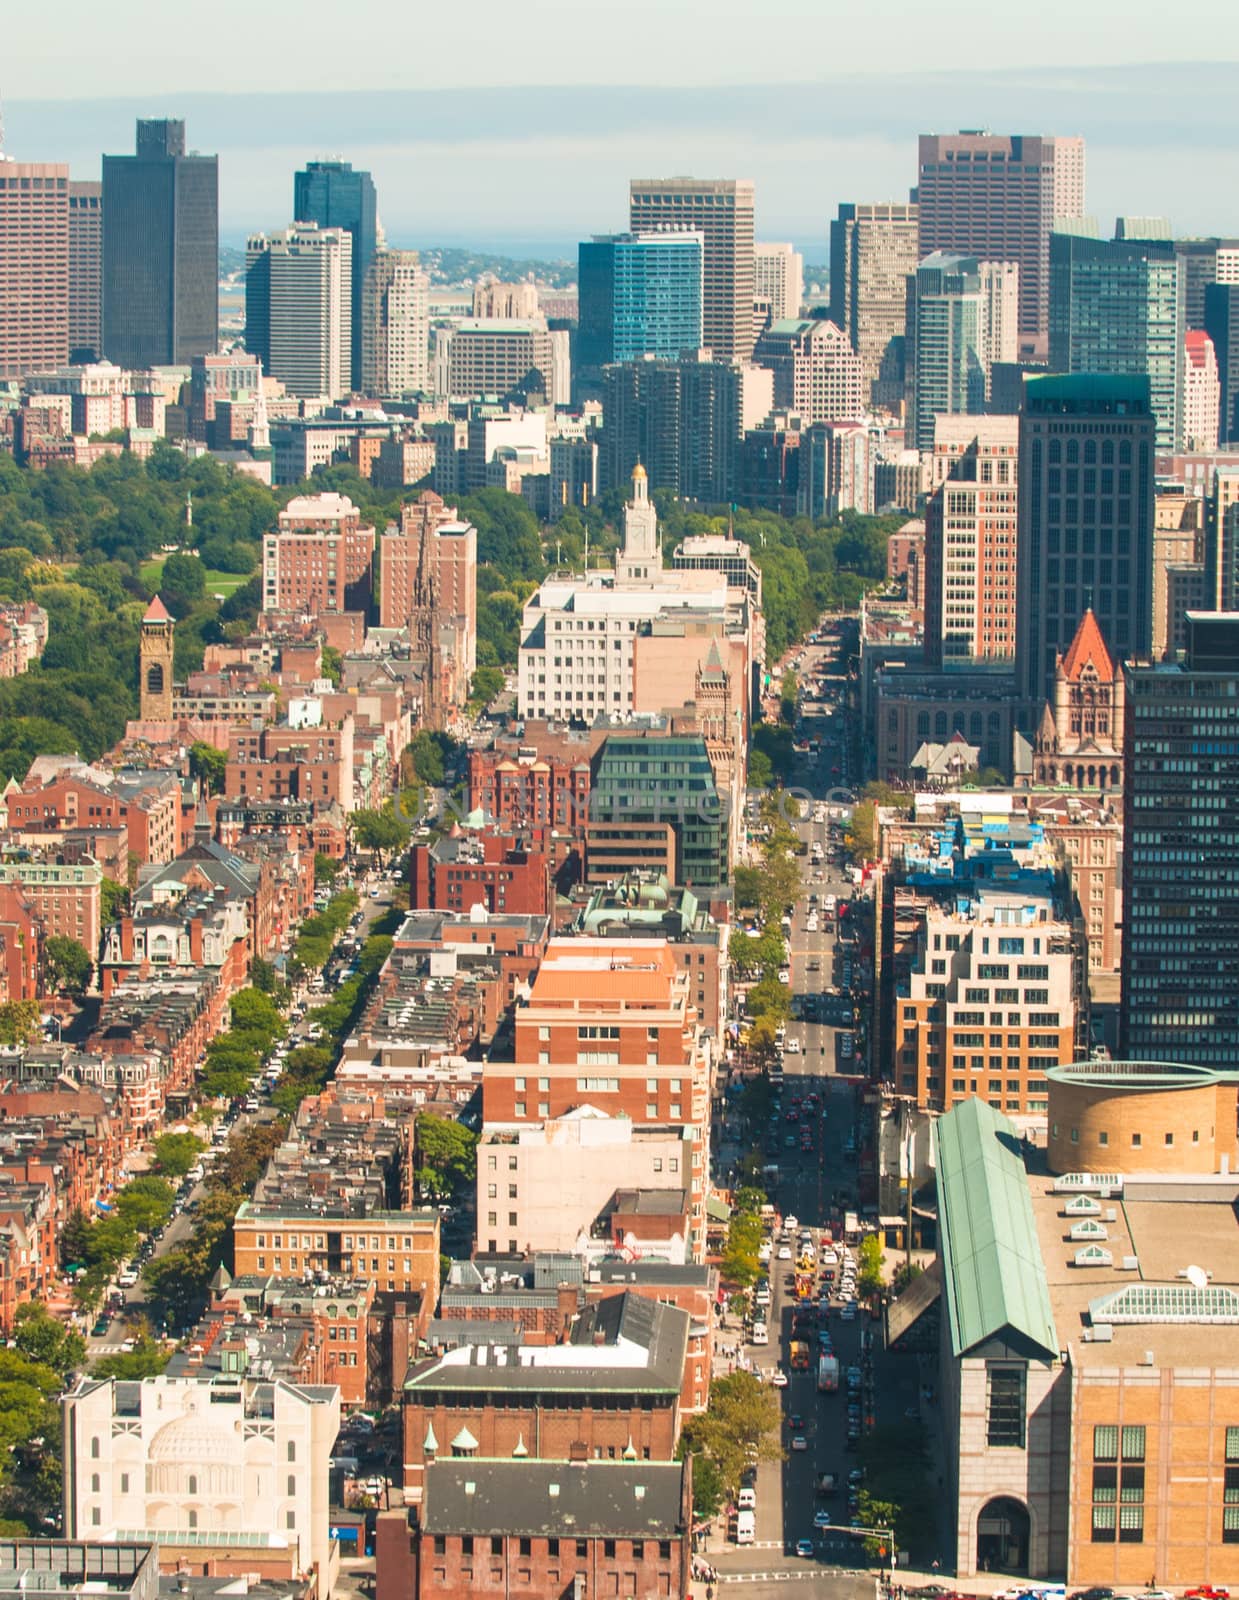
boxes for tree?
[229,986,285,1043]
[721,1210,763,1290]
[676,1370,782,1507]
[113,1177,175,1236]
[314,852,340,885]
[152,1131,206,1179]
[101,876,128,925]
[857,1233,885,1298]
[320,645,342,686]
[59,1209,93,1271]
[159,552,207,615]
[414,1114,478,1201]
[890,1261,924,1298]
[44,935,92,996]
[351,803,410,864]
[12,1302,85,1377]
[467,665,505,712]
[406,728,461,788]
[188,741,227,794]
[91,1334,170,1381]
[0,1001,40,1047]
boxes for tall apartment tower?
[629,178,755,361]
[293,160,376,392]
[1015,373,1155,708]
[577,232,703,390]
[1048,232,1184,453]
[245,222,353,400]
[828,201,919,405]
[906,253,1018,451]
[753,242,804,328]
[916,132,1085,347]
[0,155,69,378]
[102,119,217,368]
[923,416,1020,669]
[1121,611,1239,1064]
[1184,330,1221,451]
[361,249,430,396]
[67,180,102,362]
[139,594,175,721]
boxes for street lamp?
[812,1522,896,1581]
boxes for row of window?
[1053,1123,1204,1150]
[431,1534,674,1561]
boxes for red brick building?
[376,1459,691,1600]
[400,1293,689,1494]
[7,766,181,865]
[410,829,551,918]
[226,716,356,814]
[262,493,375,617]
[467,749,591,833]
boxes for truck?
[818,1354,839,1392]
[790,1340,811,1371]
[814,1472,840,1498]
[734,1509,755,1545]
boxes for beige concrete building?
[829,201,920,405]
[62,1373,340,1591]
[629,178,756,360]
[68,180,102,361]
[1153,485,1204,657]
[471,279,539,319]
[433,319,568,405]
[752,317,865,425]
[476,1111,695,1259]
[753,242,804,329]
[362,248,430,396]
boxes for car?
[1184,1590,1230,1600]
[813,1509,832,1528]
[788,1413,805,1432]
[91,1317,110,1336]
[791,1434,809,1451]
[770,1369,788,1388]
[777,1244,792,1259]
[784,1037,801,1053]
[795,1537,815,1558]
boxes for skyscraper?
[0,156,69,378]
[293,160,376,392]
[102,119,218,368]
[1015,373,1155,708]
[361,249,430,396]
[67,180,102,362]
[245,223,353,400]
[916,132,1085,347]
[1204,282,1239,444]
[923,417,1020,669]
[752,317,865,426]
[1048,231,1184,453]
[1121,610,1239,1065]
[629,178,755,361]
[577,232,703,390]
[753,242,804,328]
[1175,237,1239,329]
[906,252,1018,451]
[828,201,919,405]
[1184,329,1221,451]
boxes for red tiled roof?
[1060,609,1114,684]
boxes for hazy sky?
[7,0,1239,254]
[9,0,1235,94]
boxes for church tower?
[140,594,175,721]
[614,462,661,583]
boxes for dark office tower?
[829,201,919,404]
[293,160,376,392]
[1120,611,1239,1064]
[916,132,1085,348]
[629,178,755,361]
[577,232,703,397]
[1205,283,1239,444]
[1048,232,1184,453]
[1015,373,1155,708]
[102,119,217,368]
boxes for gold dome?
[632,462,647,482]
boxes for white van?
[735,1510,756,1545]
[751,1321,769,1345]
[738,1487,757,1512]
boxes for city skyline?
[5,61,1239,252]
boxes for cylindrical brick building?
[1046,1060,1239,1176]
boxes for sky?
[7,0,1239,255]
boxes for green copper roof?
[934,1099,1058,1360]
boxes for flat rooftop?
[1027,1166,1239,1368]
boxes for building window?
[518,1538,531,1557]
[986,1364,1025,1447]
[604,1540,616,1559]
[1092,1425,1144,1542]
[576,1540,588,1558]
[288,1441,296,1462]
[188,1475,197,1494]
[287,1474,296,1495]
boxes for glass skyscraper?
[1048,232,1184,453]
[577,233,703,393]
[293,160,377,391]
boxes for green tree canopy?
[45,935,92,996]
[188,741,227,793]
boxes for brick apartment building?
[6,767,182,865]
[467,747,592,833]
[410,829,551,918]
[0,856,101,954]
[232,1202,441,1304]
[226,714,356,813]
[262,492,375,616]
[376,1458,691,1600]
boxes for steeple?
[615,461,660,583]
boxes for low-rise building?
[410,829,551,919]
[375,1459,691,1600]
[62,1374,340,1592]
